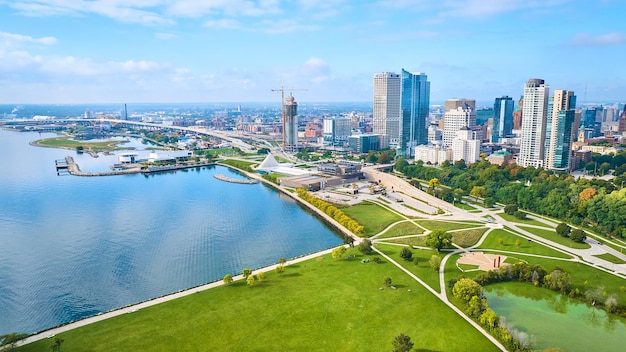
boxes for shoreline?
[18,163,358,347]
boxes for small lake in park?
[484,282,626,352]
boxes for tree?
[515,239,521,248]
[256,271,265,282]
[384,277,393,287]
[452,278,483,302]
[358,239,373,254]
[242,268,252,278]
[400,247,413,260]
[556,223,571,238]
[392,333,414,352]
[223,274,233,285]
[570,228,587,243]
[425,230,452,252]
[470,185,486,201]
[504,204,518,215]
[275,264,285,274]
[428,177,440,190]
[497,238,504,246]
[332,246,347,259]
[278,257,286,264]
[429,255,441,271]
[50,337,64,352]
[1,333,29,350]
[513,210,527,219]
[413,257,419,266]
[246,275,256,286]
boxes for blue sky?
[0,0,624,104]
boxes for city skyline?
[1,0,625,104]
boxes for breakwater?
[61,156,213,176]
[213,173,258,184]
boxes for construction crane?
[271,87,307,151]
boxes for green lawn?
[375,244,442,292]
[417,220,484,232]
[375,221,424,239]
[454,202,477,211]
[497,212,547,227]
[217,159,257,172]
[594,253,626,264]
[451,228,489,247]
[477,229,574,259]
[517,225,591,249]
[17,249,499,352]
[342,201,403,237]
[35,137,130,151]
[381,236,426,247]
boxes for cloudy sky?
[0,0,624,104]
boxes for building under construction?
[283,94,298,153]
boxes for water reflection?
[484,283,626,352]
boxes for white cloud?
[154,32,177,40]
[261,19,320,34]
[570,32,626,46]
[0,31,58,49]
[203,19,243,29]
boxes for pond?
[484,282,626,351]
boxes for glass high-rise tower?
[492,96,514,143]
[545,90,576,171]
[400,69,430,156]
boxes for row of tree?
[296,188,365,236]
[394,157,626,238]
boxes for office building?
[492,96,514,142]
[545,90,576,171]
[400,69,430,156]
[619,105,626,134]
[451,127,480,164]
[518,78,549,168]
[442,99,476,147]
[323,117,352,145]
[348,134,380,153]
[373,72,401,148]
[283,95,298,152]
[414,144,452,165]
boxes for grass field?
[375,244,442,292]
[17,249,499,352]
[451,228,489,247]
[517,225,591,249]
[417,220,484,232]
[342,202,403,237]
[217,159,257,172]
[477,229,574,259]
[497,212,547,227]
[382,236,426,247]
[594,252,626,264]
[375,221,424,239]
[454,202,477,211]
[35,137,130,151]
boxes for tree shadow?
[414,349,442,352]
[282,272,302,278]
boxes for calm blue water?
[0,129,342,335]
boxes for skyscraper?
[283,94,298,152]
[442,99,476,147]
[618,105,626,134]
[373,72,401,149]
[400,69,430,156]
[545,90,576,171]
[492,96,514,142]
[518,78,549,168]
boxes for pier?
[55,159,69,175]
[214,173,258,184]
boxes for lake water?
[0,129,343,335]
[484,282,626,351]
